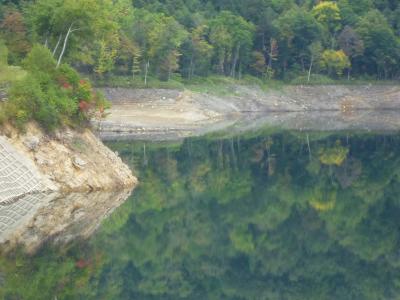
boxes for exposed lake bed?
[97,85,400,140]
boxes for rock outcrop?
[0,123,136,194]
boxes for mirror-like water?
[1,129,400,299]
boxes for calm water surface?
[1,129,400,299]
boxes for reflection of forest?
[2,131,400,299]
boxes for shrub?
[0,39,8,66]
[57,64,80,86]
[22,44,56,74]
[5,45,109,131]
[0,104,7,125]
[291,74,335,85]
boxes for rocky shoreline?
[0,123,136,197]
[0,123,136,252]
[96,85,400,140]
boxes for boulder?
[72,156,87,170]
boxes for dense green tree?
[356,9,400,78]
[2,0,400,84]
[209,11,255,77]
[338,25,364,78]
[273,7,322,77]
[185,24,214,78]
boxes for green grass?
[93,75,185,90]
[184,75,286,96]
[93,73,398,98]
[290,73,399,86]
[0,66,27,85]
[93,73,286,96]
[0,66,27,125]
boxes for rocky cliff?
[0,123,136,195]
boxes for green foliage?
[22,44,56,74]
[273,7,322,78]
[319,49,351,76]
[2,0,400,82]
[0,65,27,85]
[356,10,400,78]
[312,1,342,33]
[0,9,30,63]
[0,39,7,66]
[3,45,108,130]
[209,11,255,75]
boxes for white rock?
[72,156,87,170]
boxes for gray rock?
[23,136,40,151]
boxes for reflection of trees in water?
[104,133,400,299]
[3,132,400,299]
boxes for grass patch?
[93,74,285,96]
[0,66,27,85]
[92,73,398,97]
[290,73,399,86]
[184,75,285,96]
[93,75,185,90]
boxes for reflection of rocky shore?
[0,189,133,253]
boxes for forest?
[1,0,400,84]
[1,0,400,130]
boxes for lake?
[1,128,400,299]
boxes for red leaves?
[57,76,73,90]
[79,100,90,111]
[75,258,91,269]
[62,82,72,89]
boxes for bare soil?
[96,85,400,140]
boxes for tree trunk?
[308,55,314,83]
[52,34,62,57]
[57,24,73,68]
[144,60,150,86]
[218,51,225,75]
[230,44,240,78]
[132,57,135,80]
[188,55,194,80]
[191,62,195,79]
